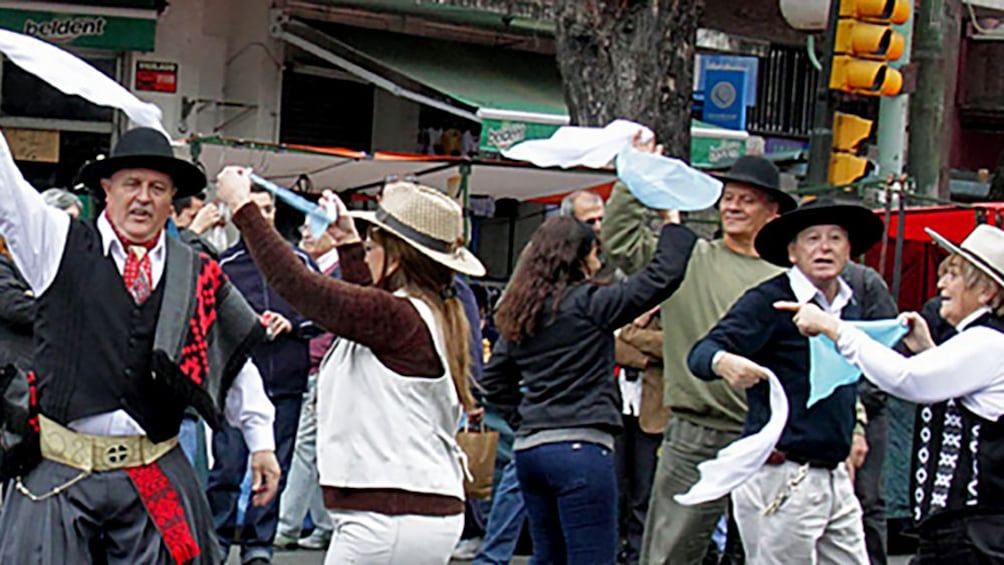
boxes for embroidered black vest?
[911,313,1004,525]
[34,221,188,442]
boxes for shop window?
[1,57,116,121]
[417,105,481,157]
[280,70,374,150]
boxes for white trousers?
[323,509,463,565]
[733,461,868,565]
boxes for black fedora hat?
[753,197,885,267]
[77,127,206,198]
[715,155,798,214]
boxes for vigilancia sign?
[0,8,156,51]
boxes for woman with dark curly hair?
[480,211,697,564]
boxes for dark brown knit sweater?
[233,204,463,515]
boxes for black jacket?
[481,224,697,435]
[689,273,862,465]
[219,240,318,397]
[0,255,33,370]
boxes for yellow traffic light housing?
[835,20,906,60]
[830,56,903,96]
[830,0,910,96]
[829,112,873,185]
[839,0,910,24]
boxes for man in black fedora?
[0,126,280,564]
[603,151,798,565]
[687,198,884,564]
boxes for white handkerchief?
[0,29,168,139]
[501,119,653,169]
[675,369,789,506]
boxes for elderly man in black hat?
[687,198,884,564]
[603,152,797,565]
[0,127,280,565]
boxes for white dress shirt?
[787,266,853,316]
[836,306,1004,421]
[0,152,275,451]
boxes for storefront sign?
[135,60,177,93]
[479,118,560,154]
[5,128,60,163]
[0,8,156,51]
[702,68,749,131]
[691,137,746,169]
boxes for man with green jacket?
[602,155,796,565]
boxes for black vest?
[911,313,1004,525]
[34,221,188,442]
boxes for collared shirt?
[0,167,275,451]
[837,305,1004,421]
[786,266,853,316]
[316,248,340,274]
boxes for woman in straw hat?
[479,209,696,564]
[215,167,484,565]
[776,224,1004,563]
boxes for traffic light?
[829,112,873,185]
[829,0,910,96]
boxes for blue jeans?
[473,459,526,565]
[515,441,618,565]
[207,395,301,563]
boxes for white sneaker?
[450,537,483,560]
[297,531,332,550]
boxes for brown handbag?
[455,421,499,500]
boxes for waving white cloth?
[502,119,653,169]
[675,369,789,506]
[0,29,168,139]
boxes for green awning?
[282,20,749,168]
[312,23,568,119]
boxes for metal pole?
[891,184,907,302]
[460,162,472,243]
[877,9,914,177]
[804,0,843,187]
[879,183,893,279]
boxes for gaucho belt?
[38,414,177,472]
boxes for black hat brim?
[714,171,798,214]
[754,205,885,267]
[78,154,207,199]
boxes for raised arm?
[0,134,70,294]
[587,223,697,332]
[601,181,658,275]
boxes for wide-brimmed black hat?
[715,155,798,214]
[77,127,206,198]
[753,197,885,267]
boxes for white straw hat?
[349,181,486,277]
[926,224,1004,288]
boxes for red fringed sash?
[125,463,201,564]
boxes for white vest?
[316,294,466,500]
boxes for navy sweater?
[688,273,861,465]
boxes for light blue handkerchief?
[616,146,723,211]
[249,173,336,238]
[807,319,908,408]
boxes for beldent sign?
[0,9,156,51]
[23,16,107,42]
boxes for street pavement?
[230,548,912,564]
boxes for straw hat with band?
[714,155,799,214]
[349,181,486,277]
[926,225,1004,288]
[77,127,207,199]
[753,197,885,267]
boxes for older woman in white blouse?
[776,224,1004,564]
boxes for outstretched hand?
[774,301,841,341]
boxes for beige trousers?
[733,461,868,565]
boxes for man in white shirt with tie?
[0,127,279,565]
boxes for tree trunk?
[553,0,703,161]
